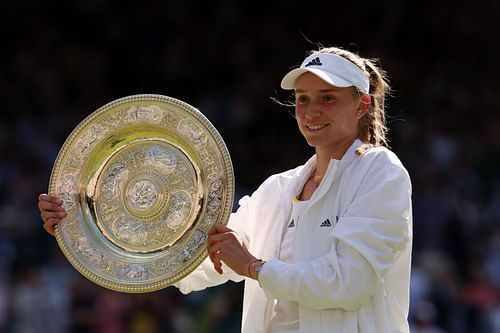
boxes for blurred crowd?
[1,0,499,332]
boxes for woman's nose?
[304,107,321,119]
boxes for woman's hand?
[207,223,258,278]
[38,194,67,236]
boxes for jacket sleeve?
[174,195,252,294]
[259,161,412,311]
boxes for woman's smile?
[305,123,329,131]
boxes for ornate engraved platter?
[49,94,234,293]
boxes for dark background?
[1,1,499,332]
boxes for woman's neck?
[314,138,355,173]
[299,139,355,201]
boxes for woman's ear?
[355,94,371,119]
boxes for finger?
[44,217,62,233]
[208,241,222,263]
[43,223,55,236]
[209,249,224,275]
[207,240,225,260]
[39,194,63,205]
[207,232,233,247]
[207,240,227,274]
[207,228,241,247]
[207,223,232,236]
[41,211,67,222]
[211,255,223,272]
[207,250,223,274]
[38,200,66,212]
[214,261,223,274]
[43,217,61,236]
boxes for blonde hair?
[310,47,390,155]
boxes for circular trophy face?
[49,94,234,293]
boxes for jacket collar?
[338,138,363,165]
[276,139,365,202]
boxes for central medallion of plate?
[93,141,201,254]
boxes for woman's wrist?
[247,259,265,280]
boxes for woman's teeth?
[307,124,327,130]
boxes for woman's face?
[294,72,367,157]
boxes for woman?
[40,46,412,332]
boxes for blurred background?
[1,0,499,332]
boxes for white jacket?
[176,140,413,333]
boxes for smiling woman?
[38,45,412,333]
[177,46,412,333]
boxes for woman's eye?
[296,95,308,103]
[322,95,336,102]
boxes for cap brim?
[280,68,354,90]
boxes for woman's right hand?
[38,194,67,236]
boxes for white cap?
[280,53,370,94]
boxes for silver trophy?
[49,94,234,293]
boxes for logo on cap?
[305,57,322,67]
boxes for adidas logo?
[288,219,295,228]
[320,219,332,227]
[305,57,322,67]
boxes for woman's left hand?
[207,223,256,277]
